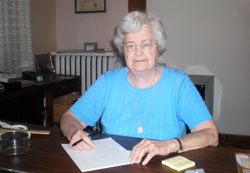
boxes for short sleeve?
[70,74,107,126]
[177,74,212,129]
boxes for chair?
[35,54,56,74]
[84,120,102,133]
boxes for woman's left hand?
[130,139,177,165]
[130,120,219,165]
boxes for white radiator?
[52,51,122,94]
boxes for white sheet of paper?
[61,137,131,172]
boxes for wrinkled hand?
[69,130,94,151]
[130,139,177,165]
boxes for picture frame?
[84,42,98,51]
[75,0,106,13]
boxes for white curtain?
[0,0,33,76]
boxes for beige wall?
[31,0,57,55]
[56,0,128,51]
[148,0,250,135]
[31,0,128,54]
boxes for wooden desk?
[0,74,80,126]
[0,125,249,173]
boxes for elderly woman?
[60,11,218,165]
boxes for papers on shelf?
[61,137,131,172]
[0,72,16,78]
[162,155,195,171]
[0,71,18,83]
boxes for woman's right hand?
[69,129,95,151]
[60,110,94,151]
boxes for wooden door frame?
[128,0,146,12]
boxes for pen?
[72,131,98,147]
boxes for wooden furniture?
[0,74,80,126]
[0,124,248,172]
[53,93,80,123]
[128,0,146,12]
[219,133,250,149]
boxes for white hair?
[113,11,168,58]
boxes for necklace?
[130,76,155,133]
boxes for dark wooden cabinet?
[0,75,80,126]
[52,77,80,98]
[20,91,44,125]
[0,89,44,125]
[1,99,19,122]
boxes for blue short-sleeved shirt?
[70,66,212,140]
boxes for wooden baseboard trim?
[219,133,250,149]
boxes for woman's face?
[123,24,158,72]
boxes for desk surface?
[0,125,249,173]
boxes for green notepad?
[162,155,195,171]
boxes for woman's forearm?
[176,120,218,153]
[60,110,86,141]
[178,127,218,153]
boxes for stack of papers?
[162,155,195,171]
[0,72,18,83]
[62,137,131,172]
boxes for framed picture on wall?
[75,0,106,13]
